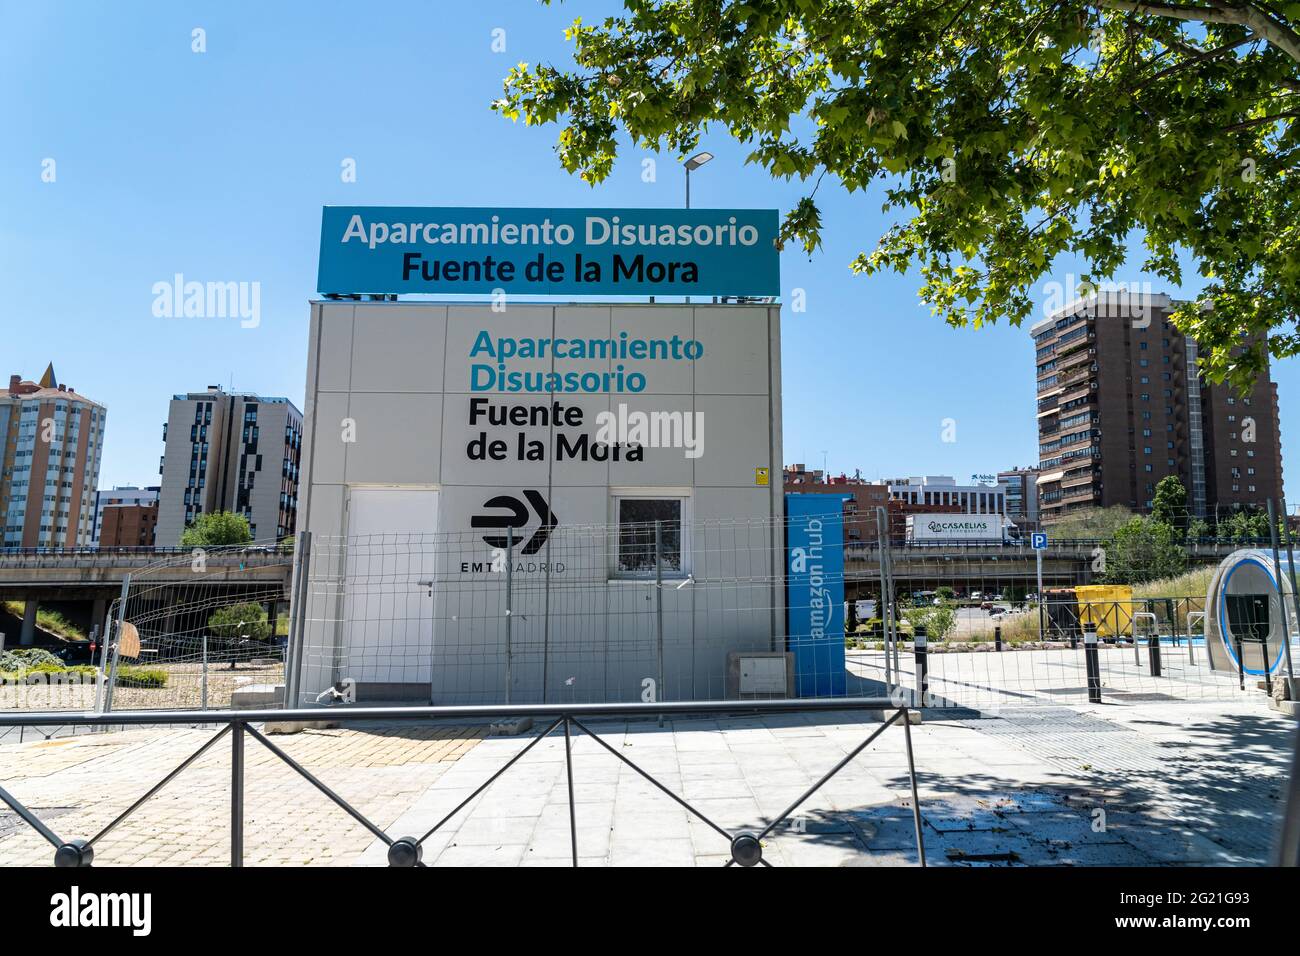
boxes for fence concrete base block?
[230,683,284,709]
[1268,698,1300,717]
[488,716,534,736]
[263,719,341,734]
[1273,677,1300,702]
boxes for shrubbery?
[0,647,63,672]
[114,667,168,689]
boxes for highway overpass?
[0,538,1252,646]
[842,538,1244,597]
[0,548,293,646]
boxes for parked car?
[52,641,95,665]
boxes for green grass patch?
[114,667,168,689]
[2,601,87,641]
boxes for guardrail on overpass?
[0,547,293,600]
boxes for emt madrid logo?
[470,490,558,555]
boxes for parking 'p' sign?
[1031,532,1048,550]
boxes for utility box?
[727,651,795,699]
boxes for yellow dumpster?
[1074,584,1134,638]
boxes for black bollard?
[994,625,1003,652]
[1149,635,1162,678]
[1261,632,1272,697]
[914,625,929,708]
[1085,629,1102,704]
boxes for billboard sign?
[785,494,849,697]
[317,206,780,297]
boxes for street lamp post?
[684,151,713,210]
[683,152,713,304]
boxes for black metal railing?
[0,698,924,868]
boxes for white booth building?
[294,301,785,705]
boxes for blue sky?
[3,1,1296,502]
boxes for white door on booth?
[342,487,439,690]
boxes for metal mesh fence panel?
[284,517,1299,710]
[291,516,787,707]
[0,546,294,714]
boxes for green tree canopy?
[207,603,271,644]
[180,511,253,548]
[903,601,958,639]
[1215,506,1274,541]
[498,0,1300,389]
[1151,475,1189,528]
[1103,516,1188,583]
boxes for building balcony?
[1057,346,1094,370]
[1058,365,1095,388]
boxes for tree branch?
[1095,1,1300,63]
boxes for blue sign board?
[785,494,849,697]
[1031,532,1048,550]
[317,206,780,297]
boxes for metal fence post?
[563,715,578,867]
[655,520,665,705]
[1268,499,1296,682]
[231,720,244,867]
[284,530,312,706]
[875,507,893,687]
[505,533,514,706]
[899,707,926,867]
[885,542,900,685]
[102,574,130,715]
[201,635,209,711]
[1281,498,1300,682]
[1084,629,1102,704]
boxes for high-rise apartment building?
[155,387,303,546]
[1032,293,1283,522]
[1,365,106,548]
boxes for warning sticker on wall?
[755,467,770,486]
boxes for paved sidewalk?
[1,698,1293,866]
[0,723,483,866]
[357,699,1296,866]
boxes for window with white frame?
[613,495,689,576]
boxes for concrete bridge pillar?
[20,600,37,646]
[93,598,108,635]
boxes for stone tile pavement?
[0,723,483,866]
[357,698,1296,866]
[1,696,1294,866]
